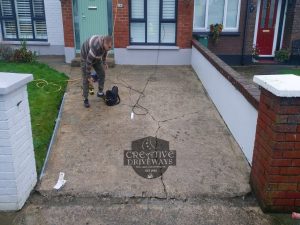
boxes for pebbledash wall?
[0,1,65,56]
[112,0,194,65]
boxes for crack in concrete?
[158,111,202,123]
[30,190,255,207]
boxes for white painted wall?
[0,0,65,55]
[0,73,37,211]
[114,48,191,65]
[191,46,258,163]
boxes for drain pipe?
[39,93,67,180]
[241,0,251,65]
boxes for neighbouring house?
[113,0,300,65]
[193,0,300,65]
[0,0,65,58]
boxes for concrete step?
[71,55,115,68]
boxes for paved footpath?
[2,57,293,225]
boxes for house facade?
[0,0,298,65]
[193,0,300,65]
[0,0,65,57]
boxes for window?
[0,0,47,41]
[130,0,177,45]
[193,0,240,32]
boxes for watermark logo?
[124,136,176,179]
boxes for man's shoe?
[97,91,105,98]
[84,99,90,108]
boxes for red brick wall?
[282,1,295,48]
[113,0,129,48]
[112,0,193,48]
[291,1,300,44]
[61,0,74,48]
[244,0,259,55]
[251,88,300,212]
[177,0,194,48]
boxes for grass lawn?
[279,68,300,75]
[0,61,68,174]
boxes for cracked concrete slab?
[37,64,251,201]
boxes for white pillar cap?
[253,74,300,97]
[0,72,33,95]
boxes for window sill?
[193,31,241,37]
[127,45,179,50]
[0,41,50,46]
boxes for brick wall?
[291,1,300,43]
[113,0,193,48]
[244,0,259,55]
[282,1,295,49]
[112,0,129,48]
[207,0,249,55]
[177,0,194,48]
[61,0,74,48]
[251,88,300,212]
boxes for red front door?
[256,0,279,55]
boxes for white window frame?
[193,0,241,32]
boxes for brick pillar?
[61,0,75,63]
[251,75,300,212]
[113,0,129,48]
[177,0,194,48]
[0,73,36,211]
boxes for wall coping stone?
[0,73,33,95]
[192,39,260,109]
[253,74,300,97]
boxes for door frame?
[253,0,284,57]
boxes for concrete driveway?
[4,58,290,225]
[37,64,251,200]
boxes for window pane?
[3,20,17,38]
[147,0,159,43]
[130,22,145,42]
[0,0,14,16]
[194,0,206,28]
[226,0,239,28]
[32,0,44,18]
[161,23,175,43]
[162,0,175,19]
[131,0,144,19]
[207,0,225,27]
[16,0,33,39]
[34,21,47,39]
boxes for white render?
[0,73,37,211]
[64,47,76,64]
[254,74,300,97]
[191,46,258,164]
[114,48,192,65]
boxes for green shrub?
[13,40,36,63]
[275,48,290,62]
[0,44,14,61]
